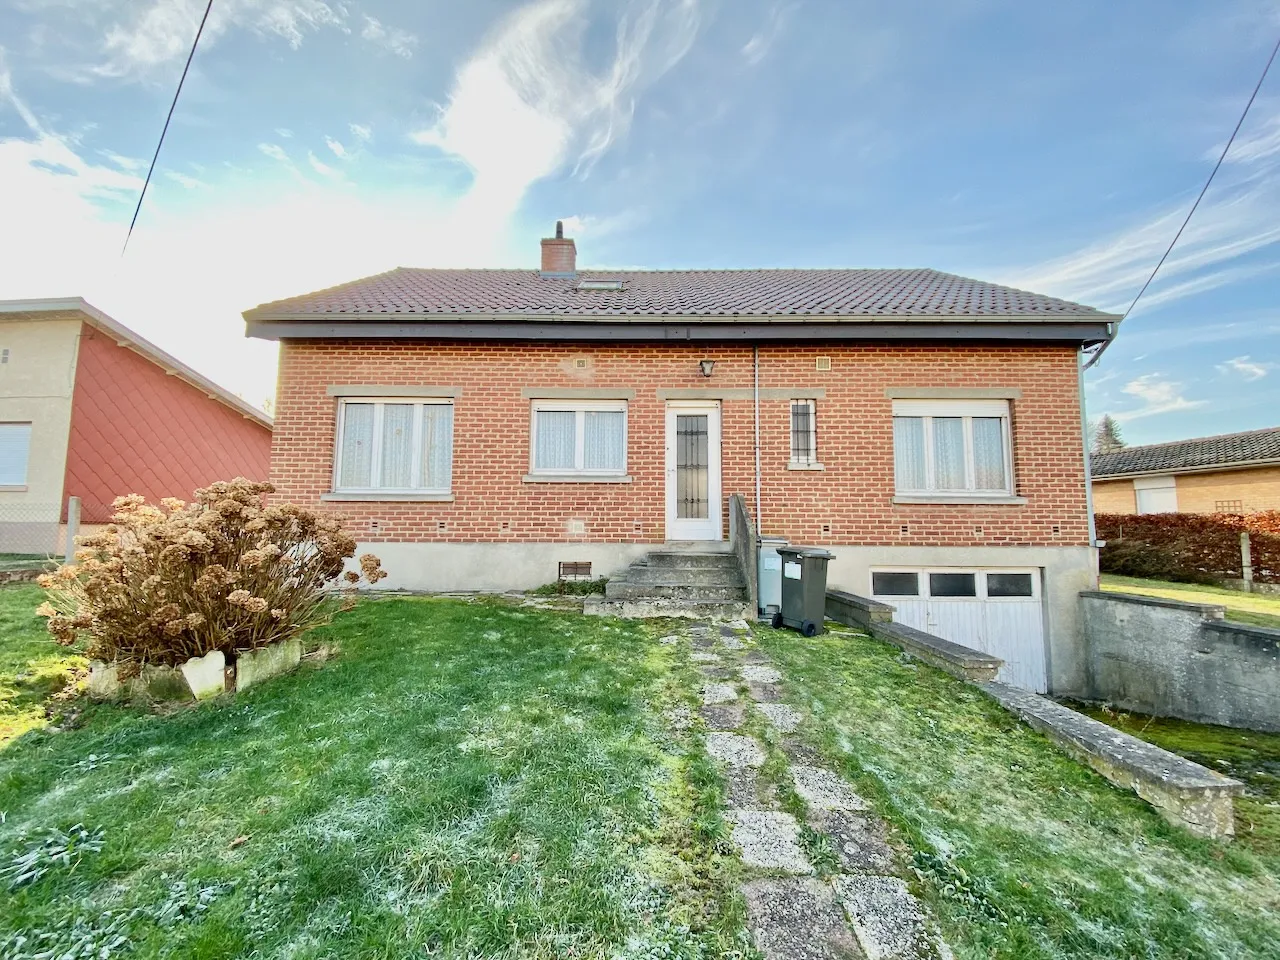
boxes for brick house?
[246,225,1118,693]
[1092,426,1280,515]
[0,298,272,552]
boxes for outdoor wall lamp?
[698,359,716,378]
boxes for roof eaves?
[242,309,1123,324]
[1093,457,1280,479]
[0,297,273,429]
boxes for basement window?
[576,279,626,291]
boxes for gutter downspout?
[1079,347,1099,562]
[753,345,763,533]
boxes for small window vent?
[576,279,626,291]
[816,356,831,372]
[559,561,592,581]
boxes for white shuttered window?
[334,399,453,494]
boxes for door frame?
[664,400,722,541]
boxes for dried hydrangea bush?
[37,479,385,676]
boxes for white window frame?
[0,422,31,488]
[529,400,628,477]
[891,399,1014,496]
[789,399,819,468]
[332,397,453,495]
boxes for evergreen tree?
[1092,415,1125,455]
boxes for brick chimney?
[540,220,576,276]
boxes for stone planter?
[87,639,303,702]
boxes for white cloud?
[349,123,372,142]
[275,127,294,139]
[412,0,702,224]
[325,136,346,159]
[1216,354,1274,381]
[100,149,143,172]
[361,15,417,58]
[1111,374,1208,422]
[162,169,206,189]
[741,2,794,66]
[258,142,288,162]
[92,0,348,78]
[307,150,338,177]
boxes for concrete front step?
[584,596,753,620]
[639,552,740,570]
[606,580,747,601]
[624,565,746,587]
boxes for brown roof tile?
[244,268,1115,321]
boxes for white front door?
[665,402,722,541]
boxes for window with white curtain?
[0,423,32,486]
[334,399,453,494]
[530,400,627,476]
[891,400,1012,495]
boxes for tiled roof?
[244,268,1115,321]
[1092,427,1280,477]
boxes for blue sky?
[0,0,1278,444]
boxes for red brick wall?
[271,340,1089,546]
[64,324,273,521]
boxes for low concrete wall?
[1079,591,1280,732]
[826,590,1003,683]
[728,494,758,615]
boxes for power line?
[122,0,215,255]
[1086,32,1280,369]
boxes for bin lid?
[776,546,834,559]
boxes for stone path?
[681,619,941,960]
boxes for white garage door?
[870,568,1047,693]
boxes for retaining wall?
[1078,591,1280,732]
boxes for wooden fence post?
[1240,530,1253,592]
[63,496,80,561]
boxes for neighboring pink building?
[0,298,272,551]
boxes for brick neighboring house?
[1092,426,1280,515]
[0,298,273,552]
[246,225,1119,694]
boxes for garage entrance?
[870,567,1047,692]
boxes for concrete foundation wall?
[1079,591,1280,732]
[824,545,1097,695]
[353,541,657,593]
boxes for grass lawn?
[1099,574,1280,630]
[754,624,1280,960]
[1064,702,1280,856]
[0,583,85,744]
[0,592,749,959]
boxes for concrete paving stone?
[690,650,721,663]
[665,705,694,732]
[699,664,737,680]
[743,649,774,664]
[832,875,927,960]
[728,811,813,874]
[726,766,776,811]
[741,878,864,960]
[793,766,870,812]
[812,812,894,874]
[692,635,718,650]
[757,702,803,733]
[706,732,766,768]
[749,682,785,703]
[721,635,747,650]
[726,618,753,633]
[699,703,746,731]
[658,634,681,645]
[742,664,784,684]
[780,739,825,766]
[702,682,739,705]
